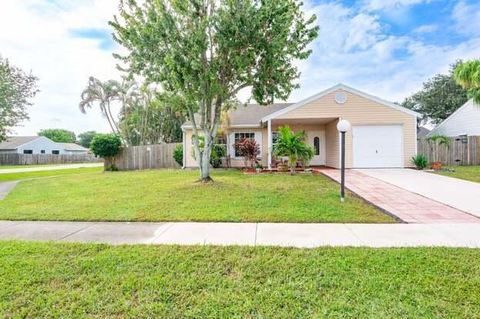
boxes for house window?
[23,150,33,154]
[234,132,255,157]
[314,137,320,156]
[52,150,60,155]
[40,150,45,154]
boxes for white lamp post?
[336,119,351,202]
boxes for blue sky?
[0,0,479,135]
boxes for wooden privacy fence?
[417,136,480,166]
[113,143,181,170]
[0,153,101,165]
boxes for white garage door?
[352,125,403,168]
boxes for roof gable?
[262,84,420,122]
[428,99,480,136]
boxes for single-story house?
[0,136,88,155]
[428,99,480,137]
[182,83,421,169]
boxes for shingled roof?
[182,103,292,128]
[0,136,40,150]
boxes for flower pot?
[255,168,262,173]
[430,162,442,170]
[277,164,288,172]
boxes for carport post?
[336,120,351,202]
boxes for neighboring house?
[182,83,420,169]
[0,136,64,155]
[0,136,89,155]
[59,143,89,155]
[428,99,480,137]
[417,126,431,138]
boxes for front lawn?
[0,166,102,182]
[434,166,480,183]
[0,241,479,318]
[0,169,393,223]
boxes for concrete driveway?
[358,169,480,218]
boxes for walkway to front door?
[317,169,480,224]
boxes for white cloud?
[413,24,438,33]
[0,0,121,136]
[362,0,431,11]
[452,1,480,36]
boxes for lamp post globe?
[336,119,350,202]
[336,119,351,133]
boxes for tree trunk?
[198,132,214,182]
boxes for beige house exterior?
[182,84,420,169]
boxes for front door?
[307,131,326,166]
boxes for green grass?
[0,241,479,318]
[0,163,87,170]
[0,166,103,182]
[0,169,393,223]
[434,166,480,183]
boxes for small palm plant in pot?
[273,126,314,174]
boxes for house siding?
[275,90,416,168]
[15,137,65,155]
[429,100,480,137]
[325,119,340,168]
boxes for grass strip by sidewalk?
[0,241,479,318]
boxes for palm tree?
[79,77,125,135]
[273,126,314,174]
[427,134,450,164]
[454,60,480,104]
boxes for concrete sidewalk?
[1,221,480,248]
[0,163,103,174]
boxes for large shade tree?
[38,128,76,143]
[110,0,319,182]
[0,56,38,142]
[402,62,469,125]
[454,59,480,104]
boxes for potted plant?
[277,160,289,172]
[427,135,450,170]
[273,126,314,175]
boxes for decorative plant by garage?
[273,126,314,174]
[90,133,122,171]
[426,135,450,170]
[234,138,260,169]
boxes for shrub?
[90,134,122,171]
[234,139,260,168]
[211,144,226,168]
[411,154,428,170]
[173,144,183,167]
